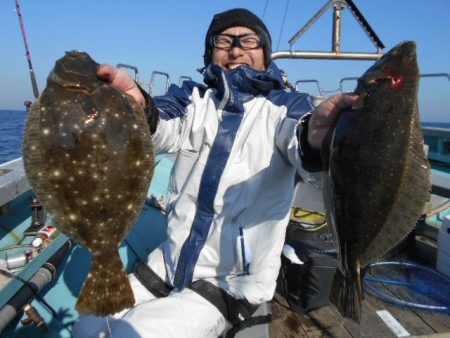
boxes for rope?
[262,0,269,20]
[276,0,290,51]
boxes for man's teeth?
[228,64,241,70]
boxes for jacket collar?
[201,62,284,113]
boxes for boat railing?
[422,127,450,165]
[295,79,324,97]
[178,76,192,87]
[115,66,195,95]
[116,63,140,82]
[420,73,450,82]
[0,158,30,208]
[149,71,170,96]
[338,73,450,165]
[116,63,154,91]
[339,72,450,93]
[339,77,359,92]
[295,79,326,107]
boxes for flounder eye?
[390,76,405,88]
[369,76,405,89]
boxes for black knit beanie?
[203,8,272,67]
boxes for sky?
[1,0,449,122]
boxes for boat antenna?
[15,0,39,99]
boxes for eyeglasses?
[211,33,263,50]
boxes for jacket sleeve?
[297,112,323,172]
[143,82,199,154]
[137,82,159,135]
[272,91,323,172]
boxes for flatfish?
[22,51,154,316]
[322,41,431,322]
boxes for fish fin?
[76,251,135,316]
[329,270,343,307]
[337,270,361,323]
[330,246,362,323]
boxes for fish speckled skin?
[322,41,430,322]
[23,51,154,316]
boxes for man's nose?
[228,46,244,58]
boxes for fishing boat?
[1,1,449,337]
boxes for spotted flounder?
[23,51,154,316]
[322,41,431,322]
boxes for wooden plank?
[365,264,450,334]
[414,312,450,334]
[377,281,450,333]
[269,294,353,338]
[269,296,309,338]
[269,268,450,338]
[270,292,409,338]
[304,306,352,338]
[328,298,398,338]
[410,334,450,338]
[363,291,433,336]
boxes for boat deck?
[2,147,449,337]
[269,291,450,338]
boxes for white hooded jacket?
[151,63,314,305]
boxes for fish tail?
[337,270,362,323]
[76,251,135,316]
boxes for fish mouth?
[62,84,92,91]
[49,71,97,92]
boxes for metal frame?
[295,79,324,97]
[116,63,140,82]
[272,0,385,61]
[339,73,450,92]
[149,71,171,96]
[178,76,192,87]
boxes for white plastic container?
[436,215,450,278]
[32,225,57,247]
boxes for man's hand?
[97,64,146,108]
[307,94,358,151]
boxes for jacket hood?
[200,63,284,113]
[202,62,283,95]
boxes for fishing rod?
[15,0,39,99]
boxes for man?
[74,8,356,338]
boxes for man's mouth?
[226,63,246,70]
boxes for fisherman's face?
[212,26,265,72]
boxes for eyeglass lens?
[213,34,261,50]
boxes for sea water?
[0,109,449,166]
[0,110,27,165]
